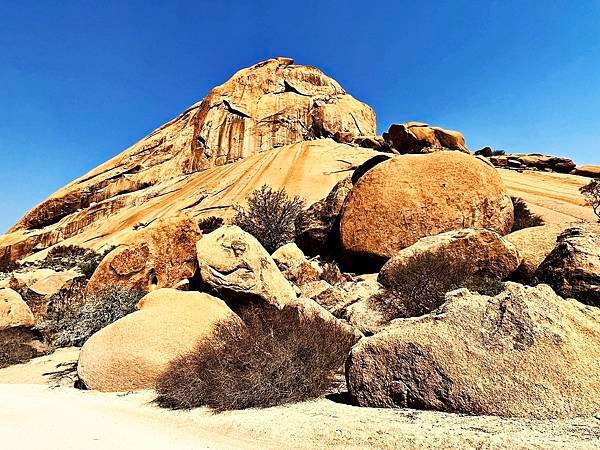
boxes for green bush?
[155,302,356,411]
[233,185,305,253]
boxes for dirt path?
[2,377,600,449]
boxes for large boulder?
[379,228,521,288]
[347,283,600,418]
[382,122,468,154]
[0,288,34,331]
[196,226,296,307]
[77,289,237,392]
[339,152,514,267]
[535,226,600,306]
[0,288,47,368]
[295,177,353,256]
[86,215,201,295]
[505,224,568,282]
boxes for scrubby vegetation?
[155,302,356,411]
[198,216,224,234]
[45,245,115,278]
[233,185,305,253]
[371,252,504,321]
[580,179,600,221]
[320,261,348,286]
[511,197,545,231]
[37,285,144,347]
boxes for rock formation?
[77,289,238,392]
[339,151,514,267]
[382,122,468,154]
[0,288,34,331]
[535,226,600,306]
[86,215,201,294]
[346,283,600,418]
[196,226,297,307]
[379,228,520,288]
[505,224,569,282]
[0,56,377,268]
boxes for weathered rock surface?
[347,283,600,418]
[0,56,377,268]
[379,228,520,288]
[535,226,600,306]
[271,243,308,272]
[382,122,468,154]
[340,152,514,267]
[196,226,296,307]
[295,176,354,256]
[0,288,34,331]
[505,224,568,282]
[0,288,47,368]
[77,289,237,392]
[489,154,576,173]
[86,215,201,295]
[1,139,379,268]
[572,165,600,178]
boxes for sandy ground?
[2,350,600,449]
[499,169,597,225]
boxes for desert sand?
[2,350,599,450]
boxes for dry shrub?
[233,185,305,253]
[198,216,224,234]
[372,252,504,321]
[155,302,357,411]
[511,197,545,231]
[37,285,144,347]
[41,244,114,278]
[320,261,348,286]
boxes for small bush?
[155,302,356,411]
[37,285,144,347]
[320,261,348,286]
[580,179,600,222]
[511,197,545,231]
[372,252,504,321]
[42,244,114,278]
[198,216,224,234]
[233,185,305,253]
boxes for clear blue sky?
[2,0,600,232]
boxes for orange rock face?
[339,152,514,266]
[86,215,201,294]
[383,122,468,154]
[0,58,375,267]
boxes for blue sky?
[2,0,600,232]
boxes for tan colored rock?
[1,140,380,268]
[379,228,521,288]
[6,58,374,254]
[340,152,514,266]
[281,261,321,287]
[347,283,600,418]
[8,269,57,292]
[535,226,600,306]
[0,289,34,331]
[29,270,83,297]
[383,122,469,154]
[505,224,568,282]
[573,165,600,178]
[295,176,354,256]
[196,226,296,307]
[77,289,237,392]
[271,243,307,272]
[86,215,201,294]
